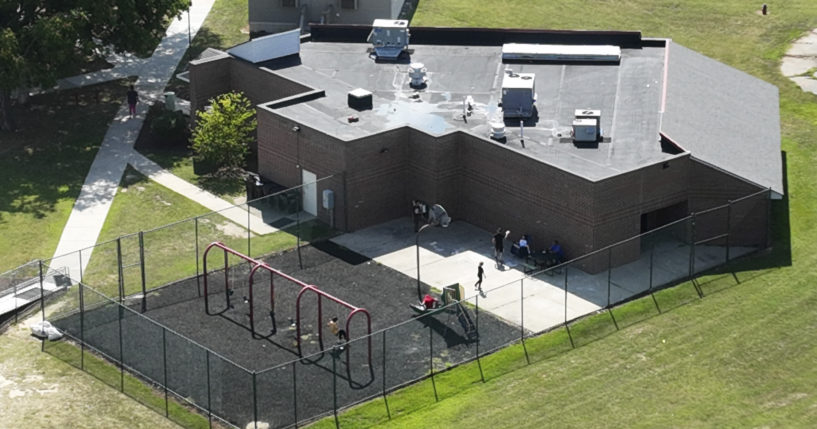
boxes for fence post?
[429,320,438,401]
[565,267,574,349]
[725,201,732,262]
[162,328,169,417]
[206,350,212,427]
[520,279,529,364]
[118,302,124,392]
[606,249,612,307]
[688,214,696,280]
[292,361,298,426]
[766,188,772,249]
[332,348,340,428]
[80,282,85,369]
[39,260,45,350]
[252,372,258,429]
[195,217,201,297]
[296,198,303,270]
[139,231,147,313]
[382,330,391,419]
[78,250,84,284]
[117,237,124,302]
[13,267,18,325]
[476,292,484,382]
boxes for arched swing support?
[248,262,312,339]
[296,285,373,369]
[202,242,259,315]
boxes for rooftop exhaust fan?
[408,62,427,88]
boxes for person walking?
[475,261,485,290]
[126,85,139,118]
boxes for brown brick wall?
[344,128,411,230]
[689,160,767,246]
[589,156,692,270]
[456,133,595,261]
[189,56,232,114]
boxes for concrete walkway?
[48,0,224,281]
[781,29,817,95]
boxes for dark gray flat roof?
[661,42,783,195]
[268,41,673,181]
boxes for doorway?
[301,169,318,216]
[640,200,688,234]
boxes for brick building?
[188,26,783,265]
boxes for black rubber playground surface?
[52,240,519,428]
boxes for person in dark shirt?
[549,240,564,264]
[126,85,139,118]
[492,228,505,263]
[475,262,485,290]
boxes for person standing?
[126,85,139,118]
[412,200,421,232]
[492,227,505,264]
[475,261,485,290]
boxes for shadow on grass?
[166,27,226,101]
[0,80,134,221]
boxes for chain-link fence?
[19,188,771,428]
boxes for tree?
[0,0,190,131]
[191,92,257,175]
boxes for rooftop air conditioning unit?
[367,19,409,60]
[573,109,601,142]
[501,70,536,118]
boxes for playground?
[51,237,520,427]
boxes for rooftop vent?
[490,121,506,141]
[367,19,409,60]
[501,70,536,118]
[409,63,427,88]
[348,88,372,111]
[572,109,601,142]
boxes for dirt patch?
[0,316,177,429]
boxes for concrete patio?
[331,218,756,333]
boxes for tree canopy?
[0,0,189,130]
[191,92,257,175]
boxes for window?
[282,0,298,7]
[341,0,357,10]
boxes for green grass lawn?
[80,167,331,298]
[0,79,133,273]
[308,1,817,427]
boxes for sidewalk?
[48,0,220,281]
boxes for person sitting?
[518,235,530,259]
[548,240,565,265]
[422,293,438,310]
[327,317,347,342]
